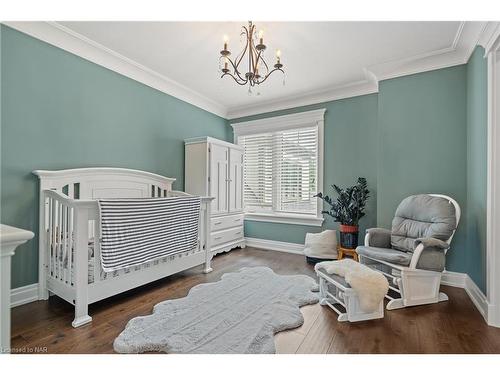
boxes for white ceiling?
[6,21,491,118]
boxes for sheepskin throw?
[114,267,318,354]
[315,259,389,312]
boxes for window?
[232,109,325,226]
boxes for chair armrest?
[365,228,391,248]
[414,237,450,250]
[409,237,450,269]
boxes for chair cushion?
[391,195,456,252]
[356,246,412,266]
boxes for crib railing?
[40,189,212,293]
[41,190,97,289]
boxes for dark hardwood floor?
[10,247,500,354]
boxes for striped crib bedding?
[98,196,201,272]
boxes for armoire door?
[209,143,228,214]
[229,148,243,212]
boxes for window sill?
[244,212,324,227]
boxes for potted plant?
[315,177,369,249]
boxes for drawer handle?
[214,222,222,225]
[235,232,242,235]
[215,236,222,240]
[234,218,241,222]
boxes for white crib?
[33,167,213,328]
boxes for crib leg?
[203,253,213,274]
[202,202,213,274]
[72,300,92,328]
[38,271,49,300]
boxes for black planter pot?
[339,231,359,249]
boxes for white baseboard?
[441,270,488,322]
[464,276,489,321]
[245,237,304,255]
[11,283,38,308]
[441,270,467,288]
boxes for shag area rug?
[114,267,318,354]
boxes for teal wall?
[377,65,468,275]
[233,95,379,243]
[234,62,488,293]
[466,46,488,292]
[0,26,230,288]
[1,24,489,293]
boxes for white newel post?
[0,224,34,353]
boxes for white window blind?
[239,125,318,216]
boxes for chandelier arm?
[226,57,247,82]
[253,50,262,73]
[248,25,255,79]
[260,55,270,75]
[221,72,248,86]
[234,26,249,70]
[256,68,284,85]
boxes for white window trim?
[231,108,325,227]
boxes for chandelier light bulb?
[223,34,229,43]
[258,29,264,44]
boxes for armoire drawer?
[211,226,244,247]
[210,214,244,232]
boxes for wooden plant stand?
[337,246,359,261]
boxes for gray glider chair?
[356,194,460,310]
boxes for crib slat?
[62,204,68,284]
[57,200,62,280]
[68,207,74,285]
[50,197,56,277]
[48,197,53,278]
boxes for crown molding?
[478,22,500,55]
[227,21,486,119]
[2,21,488,121]
[227,79,377,120]
[366,21,486,82]
[3,21,228,118]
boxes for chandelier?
[219,21,284,92]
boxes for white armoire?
[184,137,245,255]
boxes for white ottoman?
[316,269,384,322]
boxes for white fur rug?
[315,259,389,312]
[114,267,318,354]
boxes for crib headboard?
[33,167,176,199]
